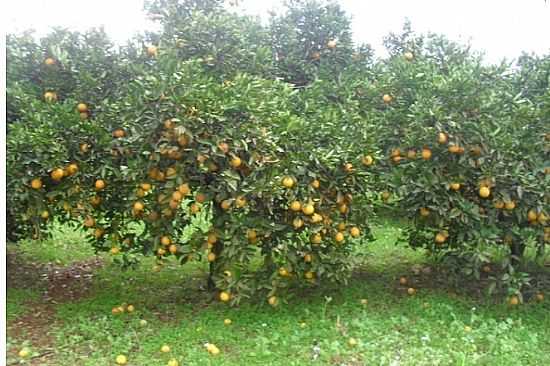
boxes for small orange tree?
[367,27,549,299]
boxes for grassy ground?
[6,220,550,366]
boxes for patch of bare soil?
[354,262,550,303]
[6,250,103,365]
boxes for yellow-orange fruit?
[50,168,64,181]
[30,178,43,189]
[77,103,88,113]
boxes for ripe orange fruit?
[40,210,49,219]
[337,222,346,232]
[437,132,448,144]
[79,143,90,153]
[133,201,144,211]
[435,232,447,244]
[310,233,322,244]
[95,179,106,191]
[206,343,220,355]
[382,94,393,103]
[508,295,519,306]
[311,51,321,61]
[112,128,126,138]
[268,296,278,306]
[66,163,78,176]
[392,155,403,164]
[537,212,548,224]
[235,196,247,208]
[348,338,358,347]
[51,168,64,181]
[419,207,430,217]
[178,183,190,196]
[304,271,315,279]
[94,227,104,238]
[110,247,120,255]
[207,233,218,244]
[450,183,461,191]
[44,57,56,65]
[157,248,166,256]
[278,267,289,277]
[334,232,345,243]
[161,236,171,246]
[407,288,416,295]
[504,201,516,211]
[84,216,95,228]
[421,148,432,160]
[115,355,128,365]
[399,276,408,285]
[44,91,57,102]
[338,203,348,214]
[146,45,158,57]
[311,213,323,223]
[196,192,206,203]
[362,155,374,166]
[247,229,257,241]
[77,103,88,113]
[230,156,242,168]
[327,39,337,49]
[282,176,295,188]
[302,204,315,216]
[343,163,353,172]
[161,345,171,353]
[293,217,304,229]
[30,178,43,189]
[18,347,31,358]
[494,200,504,209]
[172,191,183,201]
[304,254,312,263]
[290,201,302,212]
[349,226,360,238]
[404,51,414,61]
[190,203,200,214]
[407,149,417,159]
[448,144,460,154]
[535,293,544,302]
[136,188,145,198]
[221,199,232,210]
[310,179,320,189]
[479,186,490,198]
[219,291,231,302]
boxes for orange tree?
[6,28,136,240]
[6,0,376,305]
[268,0,361,86]
[366,28,549,299]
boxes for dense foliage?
[6,0,549,303]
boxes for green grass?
[6,288,39,320]
[6,221,550,366]
[16,220,97,265]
